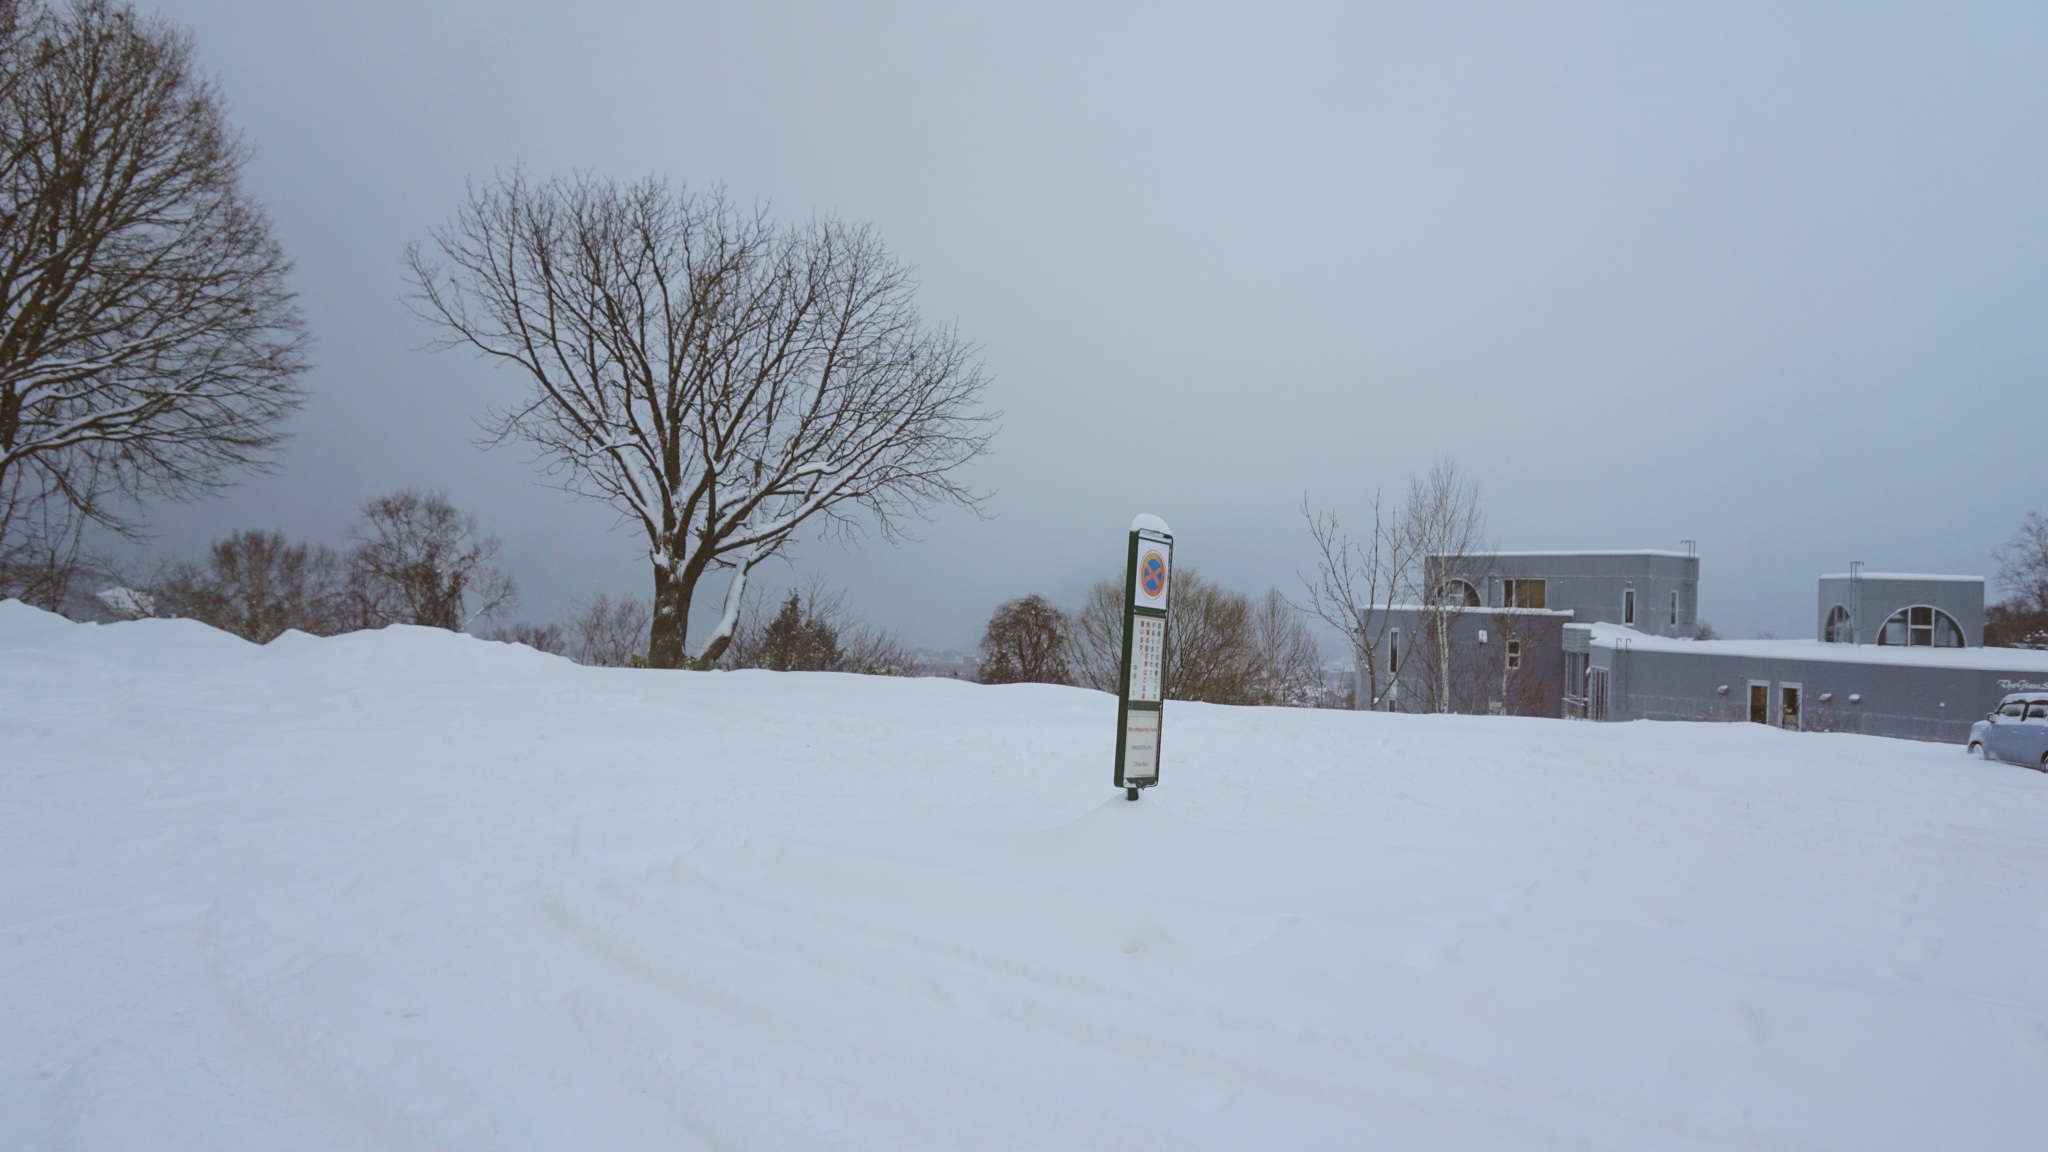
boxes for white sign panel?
[1129,615,1165,703]
[1132,537,1170,612]
[1122,709,1160,780]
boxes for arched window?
[1442,578,1481,607]
[1877,605,1965,648]
[1824,605,1852,643]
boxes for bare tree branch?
[343,490,516,631]
[1401,459,1491,714]
[0,0,310,605]
[406,172,996,667]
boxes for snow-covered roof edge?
[1131,513,1172,537]
[1376,605,1575,616]
[1817,572,1984,583]
[1586,622,2048,671]
[1426,549,1696,559]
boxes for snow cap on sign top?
[1131,513,1172,537]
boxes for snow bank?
[4,601,2046,1149]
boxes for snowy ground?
[4,601,2047,1150]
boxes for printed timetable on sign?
[1130,615,1165,703]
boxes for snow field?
[3,600,2047,1149]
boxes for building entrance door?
[1748,681,1770,724]
[1779,684,1802,732]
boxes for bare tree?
[718,577,918,675]
[406,172,995,669]
[565,593,650,666]
[1068,568,1308,706]
[1989,511,2048,648]
[145,528,344,642]
[1067,577,1124,694]
[977,594,1070,685]
[1401,460,1490,713]
[839,625,919,677]
[1248,588,1327,706]
[1298,492,1417,710]
[1153,570,1257,704]
[1994,511,2048,613]
[0,457,91,609]
[344,490,516,631]
[1483,610,1551,717]
[0,0,310,607]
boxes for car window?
[2001,702,2026,717]
[2029,703,2048,720]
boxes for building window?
[1877,605,1964,648]
[1506,639,1522,670]
[1503,578,1546,609]
[1388,628,1400,673]
[1669,591,1678,627]
[1623,586,1636,625]
[1442,578,1480,606]
[1824,605,1852,643]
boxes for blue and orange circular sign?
[1139,551,1167,599]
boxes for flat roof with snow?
[1818,572,1985,583]
[1431,549,1695,559]
[1587,623,2048,672]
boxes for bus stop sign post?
[1116,514,1172,800]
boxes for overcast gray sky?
[130,0,2047,649]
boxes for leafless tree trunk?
[566,593,651,666]
[1298,492,1416,709]
[406,172,995,669]
[1248,588,1326,706]
[1486,611,1550,717]
[1067,577,1124,694]
[344,490,516,631]
[1995,511,2048,614]
[0,456,90,609]
[1401,459,1490,713]
[0,0,309,607]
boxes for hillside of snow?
[4,599,2046,1150]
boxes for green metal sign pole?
[1115,514,1173,800]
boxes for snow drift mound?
[3,601,2046,1150]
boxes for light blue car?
[1968,693,2048,771]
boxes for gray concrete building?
[1815,572,1984,648]
[1585,627,2048,743]
[1368,605,1571,715]
[1427,550,1700,638]
[1360,546,2048,745]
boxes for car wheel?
[2039,752,2048,774]
[1970,741,1988,760]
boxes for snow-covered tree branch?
[406,171,996,668]
[0,0,310,606]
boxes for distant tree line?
[974,572,1341,708]
[97,488,932,674]
[101,489,514,641]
